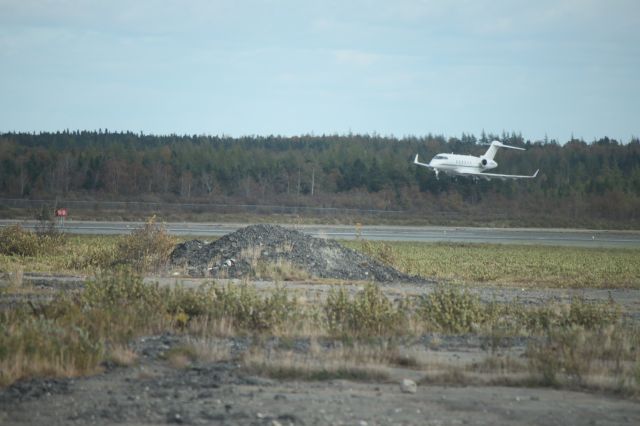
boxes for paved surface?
[1,220,639,248]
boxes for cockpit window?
[434,155,448,160]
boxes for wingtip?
[533,169,539,177]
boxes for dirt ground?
[1,274,640,425]
[2,342,639,426]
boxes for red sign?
[55,208,68,217]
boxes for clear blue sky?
[1,0,638,142]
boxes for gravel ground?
[1,276,640,425]
[1,333,639,426]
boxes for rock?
[400,379,417,394]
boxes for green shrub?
[82,269,165,311]
[511,297,621,333]
[167,284,217,318]
[360,240,397,266]
[210,283,300,332]
[64,241,120,271]
[0,223,68,258]
[324,283,406,337]
[419,286,493,333]
[566,297,621,329]
[0,224,43,256]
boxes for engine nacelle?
[479,157,497,170]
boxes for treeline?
[1,130,639,227]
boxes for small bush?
[210,283,300,332]
[324,283,406,337]
[0,224,67,257]
[166,284,217,325]
[360,240,397,266]
[0,225,41,256]
[34,210,67,247]
[65,241,120,271]
[512,298,621,333]
[566,298,621,329]
[82,269,165,311]
[115,216,176,272]
[419,286,492,333]
[0,315,104,387]
[527,325,640,391]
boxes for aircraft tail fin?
[483,140,525,160]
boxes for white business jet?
[413,140,539,180]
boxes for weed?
[115,216,176,272]
[164,345,199,368]
[418,286,493,333]
[7,265,25,289]
[64,239,120,271]
[0,224,45,257]
[527,325,640,393]
[0,314,104,387]
[209,283,300,333]
[324,283,406,337]
[181,337,231,363]
[255,259,310,281]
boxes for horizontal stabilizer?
[492,141,525,151]
[413,154,432,168]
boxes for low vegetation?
[0,217,175,275]
[1,223,639,397]
[1,226,638,288]
[1,271,638,397]
[0,224,67,258]
[352,240,640,289]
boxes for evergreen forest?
[1,131,639,228]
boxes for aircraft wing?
[413,154,433,168]
[459,169,539,180]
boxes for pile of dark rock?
[169,224,423,283]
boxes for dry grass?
[1,260,638,395]
[241,344,391,382]
[526,324,640,394]
[181,337,232,363]
[107,345,138,367]
[255,259,310,281]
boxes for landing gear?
[434,169,440,180]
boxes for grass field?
[1,229,639,289]
[350,241,640,289]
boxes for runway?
[1,220,639,248]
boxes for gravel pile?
[169,224,422,283]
